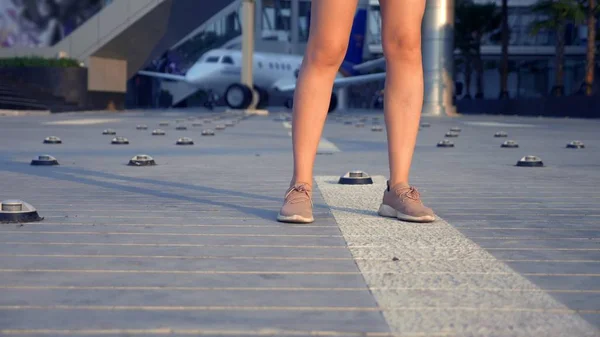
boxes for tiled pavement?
[0,108,598,336]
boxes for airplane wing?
[137,71,187,82]
[352,57,386,72]
[273,72,387,93]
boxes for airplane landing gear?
[224,84,269,110]
[254,86,269,109]
[224,83,253,109]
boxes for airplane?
[138,7,386,113]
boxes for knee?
[382,31,421,63]
[305,39,348,69]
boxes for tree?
[582,0,598,95]
[499,0,510,98]
[455,0,502,99]
[530,0,586,96]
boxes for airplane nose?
[185,64,223,84]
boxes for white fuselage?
[184,49,303,96]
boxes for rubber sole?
[377,204,436,223]
[276,213,315,224]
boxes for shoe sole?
[377,204,436,223]
[276,213,315,224]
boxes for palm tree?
[499,0,510,98]
[583,0,597,95]
[530,0,586,96]
[455,0,501,98]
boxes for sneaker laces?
[394,186,421,202]
[285,183,313,205]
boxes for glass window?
[261,0,291,42]
[222,56,234,64]
[258,61,263,68]
[205,56,220,63]
[269,62,273,69]
[275,63,280,70]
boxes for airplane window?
[221,56,234,64]
[205,56,219,63]
[275,63,280,70]
[269,63,273,69]
[287,64,291,70]
[258,61,263,68]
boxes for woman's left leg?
[377,0,435,223]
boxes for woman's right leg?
[278,0,358,223]
[290,0,358,187]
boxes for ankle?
[388,180,410,190]
[290,179,313,189]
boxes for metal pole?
[241,0,255,89]
[421,0,456,116]
[290,0,299,54]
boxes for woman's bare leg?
[379,0,426,187]
[376,0,435,222]
[290,0,359,187]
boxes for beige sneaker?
[277,183,314,223]
[378,181,436,223]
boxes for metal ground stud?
[201,129,215,136]
[31,155,59,166]
[102,129,116,135]
[371,125,383,132]
[566,140,585,149]
[338,171,374,185]
[203,119,212,124]
[128,154,156,167]
[176,119,185,123]
[111,137,129,145]
[225,121,235,127]
[0,200,43,223]
[437,139,454,148]
[176,137,194,145]
[494,131,508,138]
[188,116,196,121]
[215,124,226,130]
[176,125,188,131]
[355,122,365,128]
[516,155,544,167]
[445,131,459,138]
[501,140,519,148]
[152,129,166,136]
[136,124,148,130]
[344,120,353,125]
[421,122,431,128]
[450,127,461,132]
[43,136,62,144]
[192,123,203,127]
[159,122,169,127]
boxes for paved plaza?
[0,108,599,336]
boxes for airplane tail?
[340,7,367,77]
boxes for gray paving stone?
[0,310,389,333]
[2,110,600,336]
[316,175,598,336]
[0,111,390,336]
